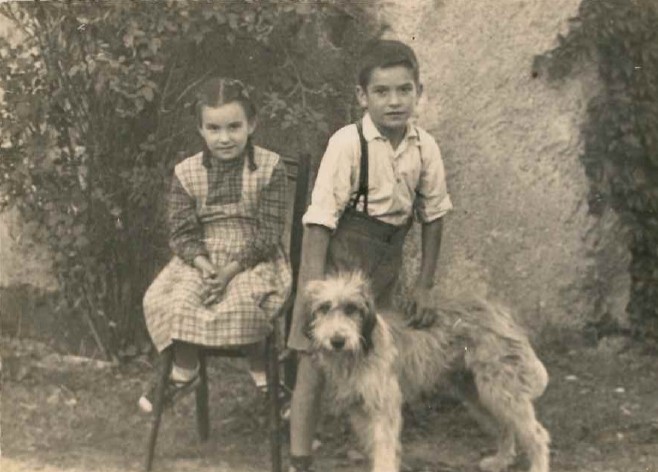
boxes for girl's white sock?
[249,370,267,389]
[171,363,199,383]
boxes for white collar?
[361,112,419,144]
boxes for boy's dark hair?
[357,39,420,89]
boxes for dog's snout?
[330,335,346,350]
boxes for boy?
[287,39,453,472]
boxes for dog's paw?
[478,455,513,472]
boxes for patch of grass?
[2,335,657,472]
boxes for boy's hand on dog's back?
[405,286,438,329]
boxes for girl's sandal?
[139,374,201,414]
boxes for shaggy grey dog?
[304,272,550,472]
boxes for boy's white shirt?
[303,113,453,230]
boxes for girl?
[139,77,292,413]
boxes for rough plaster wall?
[380,0,630,334]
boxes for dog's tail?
[438,295,528,343]
[455,296,549,398]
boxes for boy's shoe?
[288,466,315,472]
[256,381,292,401]
[288,455,315,472]
[256,381,293,421]
[138,374,201,414]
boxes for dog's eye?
[316,302,331,314]
[343,303,359,316]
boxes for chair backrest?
[281,153,311,387]
[287,154,310,290]
[282,154,310,331]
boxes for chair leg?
[145,348,174,472]
[265,333,282,472]
[195,351,210,441]
[284,351,297,391]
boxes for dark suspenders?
[351,120,420,216]
[353,120,369,214]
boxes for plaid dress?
[143,146,292,352]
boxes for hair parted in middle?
[194,77,257,171]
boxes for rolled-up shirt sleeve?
[235,158,288,269]
[415,138,453,223]
[168,174,208,265]
[302,130,357,230]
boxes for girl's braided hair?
[195,77,257,171]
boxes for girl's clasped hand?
[194,256,230,306]
[201,266,227,306]
[202,261,245,307]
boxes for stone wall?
[380,0,630,336]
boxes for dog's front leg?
[350,380,403,472]
[349,405,402,472]
[370,407,402,472]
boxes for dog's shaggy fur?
[305,272,550,472]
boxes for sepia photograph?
[0,1,657,471]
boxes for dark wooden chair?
[145,153,310,472]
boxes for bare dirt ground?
[1,335,657,472]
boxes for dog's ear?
[360,309,377,353]
[303,279,324,303]
[302,280,324,340]
[356,275,377,353]
[303,316,315,340]
[351,271,375,306]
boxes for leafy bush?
[0,1,376,359]
[534,0,658,340]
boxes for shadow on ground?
[1,336,657,472]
